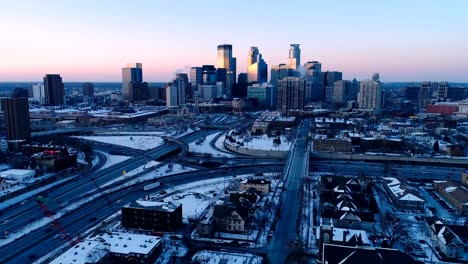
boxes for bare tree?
[381,212,406,248]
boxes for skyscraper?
[332,80,358,103]
[43,74,65,105]
[247,47,267,84]
[270,64,295,87]
[176,73,191,99]
[358,80,383,114]
[122,63,143,101]
[247,83,277,108]
[217,44,237,96]
[217,44,233,70]
[304,61,323,101]
[305,61,321,78]
[82,82,94,105]
[2,98,31,140]
[190,67,203,88]
[277,77,306,114]
[287,44,301,70]
[12,88,29,99]
[202,65,217,85]
[166,76,186,107]
[32,83,46,104]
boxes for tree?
[433,140,439,152]
[381,213,406,248]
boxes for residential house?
[121,200,182,232]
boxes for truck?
[143,182,161,191]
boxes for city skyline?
[1,0,468,82]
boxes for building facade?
[247,47,268,84]
[277,77,306,114]
[287,44,301,70]
[358,80,383,114]
[2,98,31,140]
[43,74,65,105]
[122,63,143,101]
[247,83,277,108]
[122,201,182,231]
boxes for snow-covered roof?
[191,250,263,264]
[51,232,162,264]
[331,227,369,245]
[399,193,424,202]
[125,200,181,212]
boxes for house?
[0,169,35,183]
[382,177,425,211]
[50,232,163,264]
[239,179,271,195]
[0,177,16,191]
[322,244,418,264]
[121,200,182,232]
[433,181,468,216]
[316,219,371,251]
[426,218,467,260]
[213,204,248,233]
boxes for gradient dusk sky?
[1,0,467,82]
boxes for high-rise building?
[277,77,306,114]
[247,47,268,84]
[176,73,191,99]
[43,74,65,105]
[372,73,380,82]
[322,71,343,86]
[287,44,301,70]
[2,98,31,140]
[122,63,143,101]
[166,76,185,107]
[82,82,94,105]
[358,80,383,114]
[130,82,149,101]
[217,44,233,71]
[304,61,323,102]
[270,64,296,87]
[247,83,277,108]
[217,44,236,95]
[332,80,358,103]
[202,65,217,85]
[447,86,468,101]
[32,83,46,104]
[190,67,203,93]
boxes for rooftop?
[124,200,181,213]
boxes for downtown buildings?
[247,47,268,84]
[122,63,149,102]
[43,74,65,106]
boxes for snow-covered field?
[97,151,131,171]
[189,132,234,157]
[74,135,164,150]
[228,134,292,151]
[192,250,263,264]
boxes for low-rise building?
[462,171,468,186]
[382,177,425,211]
[0,169,35,182]
[213,203,248,233]
[239,179,271,195]
[433,181,468,216]
[122,200,182,231]
[312,138,352,153]
[322,244,418,264]
[50,232,163,264]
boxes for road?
[309,160,465,180]
[0,164,283,263]
[268,122,310,264]
[0,130,212,249]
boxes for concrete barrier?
[310,152,468,167]
[224,141,289,158]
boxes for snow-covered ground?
[97,151,131,171]
[74,135,164,150]
[227,134,292,151]
[191,250,263,264]
[189,132,234,157]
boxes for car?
[53,234,61,239]
[20,199,28,205]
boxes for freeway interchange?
[0,127,465,263]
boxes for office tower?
[82,82,94,105]
[32,83,46,104]
[322,71,343,86]
[202,65,217,85]
[130,82,149,101]
[325,84,335,102]
[332,80,358,103]
[176,73,191,99]
[2,98,31,140]
[12,88,29,99]
[287,44,301,70]
[372,73,380,82]
[277,77,306,114]
[247,47,268,84]
[166,76,185,107]
[122,63,143,101]
[148,86,160,100]
[238,73,248,84]
[437,82,449,99]
[447,86,468,101]
[305,61,321,78]
[304,61,323,102]
[358,80,383,114]
[217,44,233,70]
[270,64,296,87]
[190,67,203,92]
[247,83,277,108]
[43,74,65,105]
[232,73,248,97]
[199,84,218,100]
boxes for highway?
[268,121,310,264]
[309,160,465,180]
[0,164,283,263]
[0,130,212,250]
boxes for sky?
[1,0,467,82]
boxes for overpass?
[268,121,310,264]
